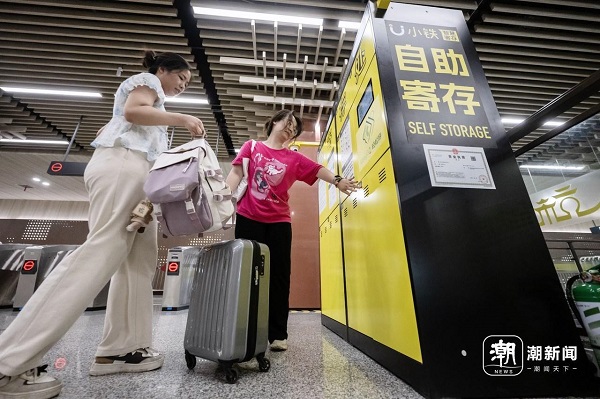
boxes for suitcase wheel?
[256,353,270,372]
[225,368,238,384]
[185,351,196,370]
[258,357,270,372]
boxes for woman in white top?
[0,50,205,399]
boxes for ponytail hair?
[263,110,303,138]
[142,50,192,75]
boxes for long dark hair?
[142,50,192,75]
[263,110,303,138]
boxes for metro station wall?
[523,170,600,234]
[0,199,89,220]
[0,156,323,309]
[0,217,234,290]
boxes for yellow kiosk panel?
[318,121,340,226]
[335,16,376,143]
[342,149,422,362]
[348,58,390,182]
[319,210,346,325]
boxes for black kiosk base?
[318,2,600,398]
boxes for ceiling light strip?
[519,165,585,171]
[0,87,102,98]
[0,139,69,145]
[220,57,343,74]
[164,97,209,104]
[339,21,361,30]
[194,7,323,26]
[252,95,333,108]
[502,117,564,126]
[239,75,335,90]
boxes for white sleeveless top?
[92,72,168,161]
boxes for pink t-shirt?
[232,141,323,223]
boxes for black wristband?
[333,175,343,186]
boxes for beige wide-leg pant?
[0,146,158,376]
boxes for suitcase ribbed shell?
[184,239,269,362]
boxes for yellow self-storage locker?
[341,149,421,362]
[319,210,346,326]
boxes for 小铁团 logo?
[483,335,523,376]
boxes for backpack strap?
[224,199,237,229]
[228,138,256,228]
[212,189,232,202]
[155,201,204,232]
[204,168,225,182]
[153,203,171,236]
[154,203,163,222]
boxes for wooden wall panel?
[289,145,321,309]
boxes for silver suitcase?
[184,239,270,383]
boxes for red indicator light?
[21,260,37,274]
[50,162,63,173]
[23,260,35,271]
[168,262,179,273]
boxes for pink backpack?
[143,139,234,236]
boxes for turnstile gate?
[161,246,201,311]
[13,245,110,311]
[0,244,29,307]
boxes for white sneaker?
[270,339,288,351]
[0,365,62,399]
[89,347,164,376]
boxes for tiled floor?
[0,304,424,399]
[4,303,600,399]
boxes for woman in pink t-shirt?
[226,110,358,351]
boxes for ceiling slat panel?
[1,0,599,201]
